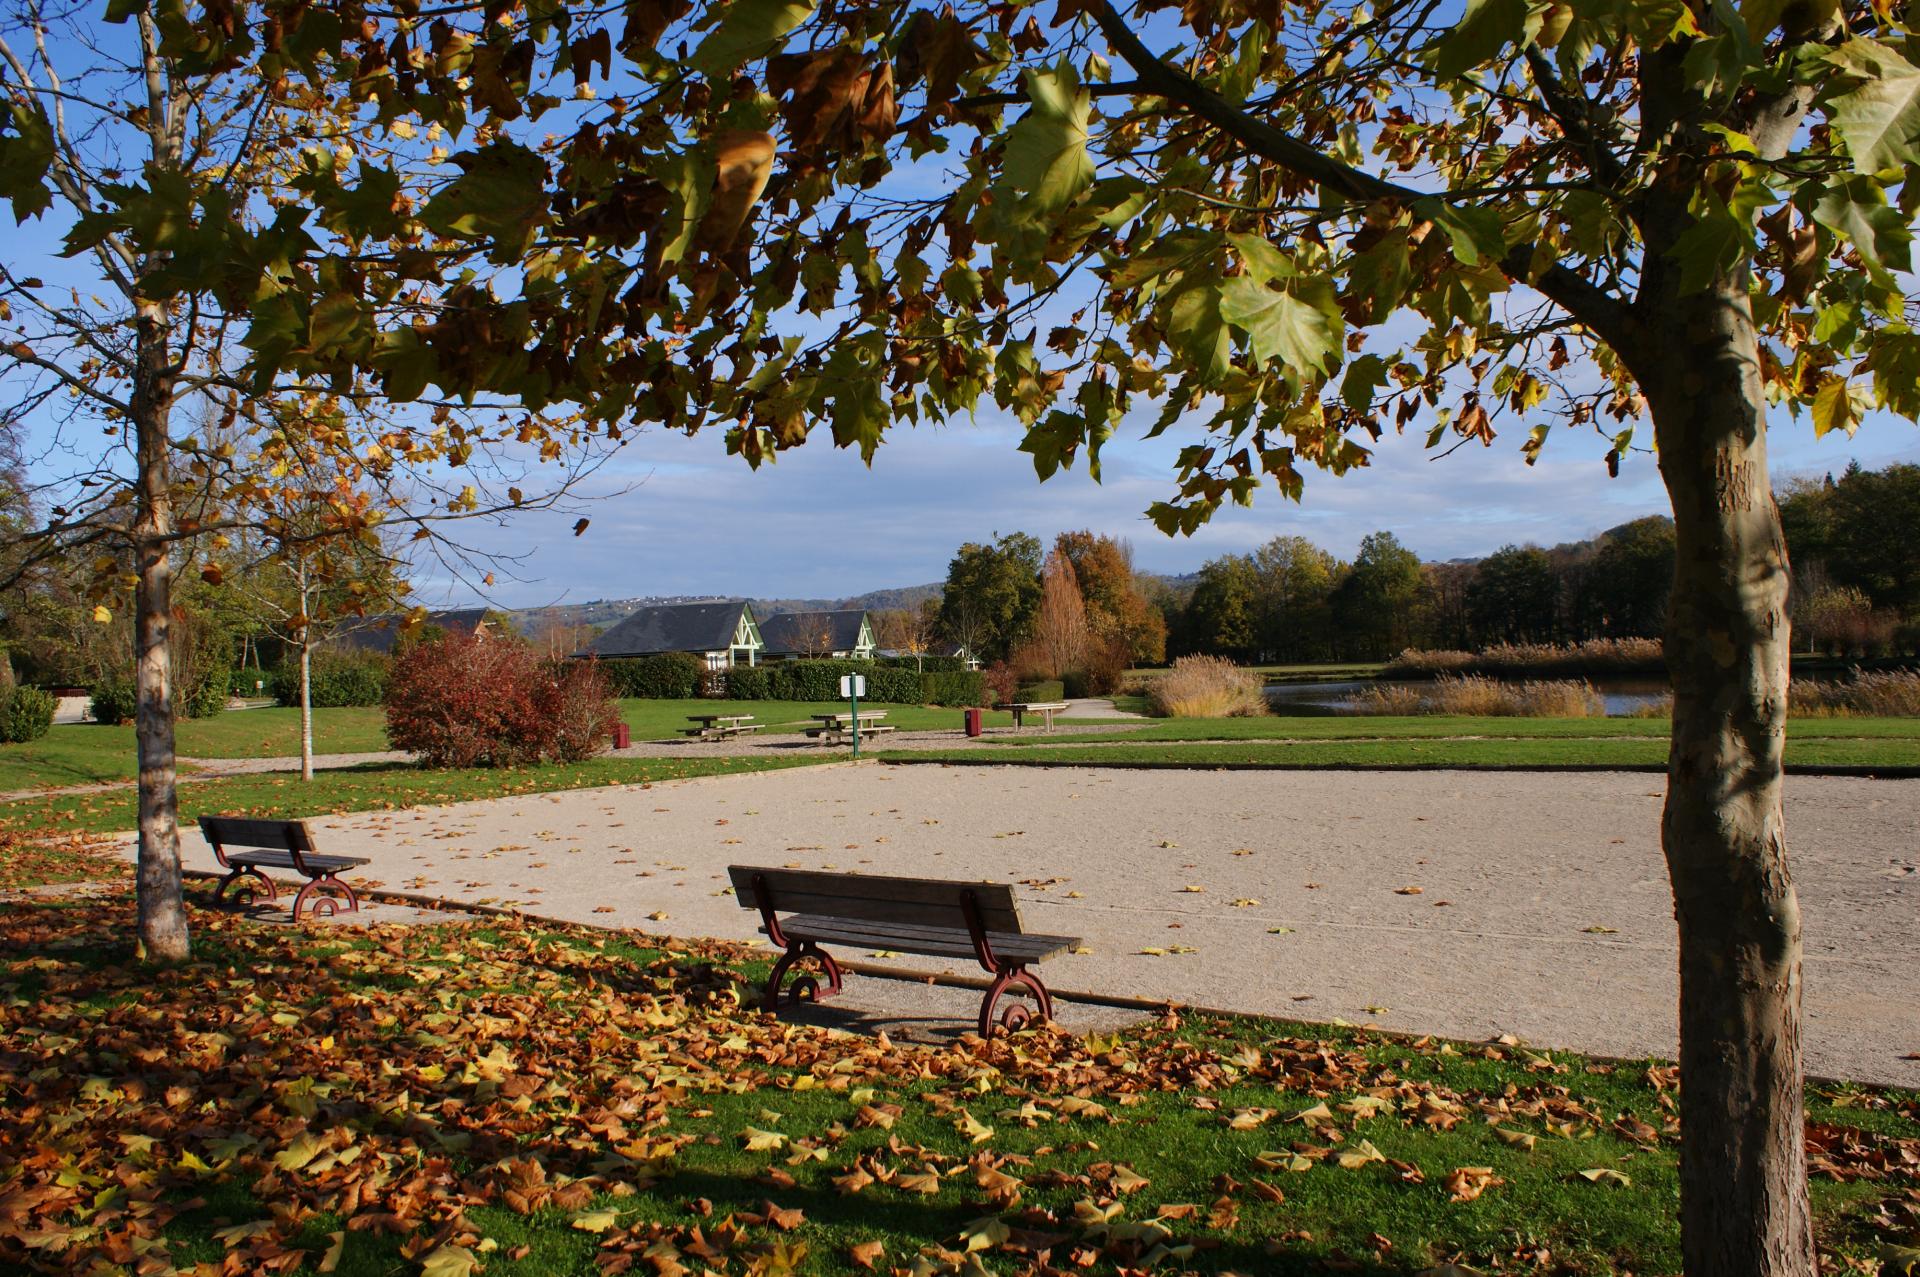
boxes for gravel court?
[150,762,1920,1084]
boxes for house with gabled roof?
[758,609,876,661]
[328,608,497,656]
[583,600,763,669]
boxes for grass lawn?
[0,700,1006,794]
[1,887,1912,1276]
[0,754,828,841]
[891,731,1920,770]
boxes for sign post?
[839,673,867,759]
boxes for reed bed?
[1384,638,1664,679]
[1341,674,1607,718]
[1147,655,1270,718]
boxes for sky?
[421,399,1920,609]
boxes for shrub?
[920,670,985,706]
[385,632,620,767]
[269,653,390,708]
[1061,670,1091,699]
[1146,656,1268,718]
[1790,669,1920,716]
[603,652,704,699]
[180,665,231,719]
[90,679,137,725]
[726,665,770,700]
[982,662,1018,706]
[0,687,55,743]
[1015,679,1065,703]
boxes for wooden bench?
[995,700,1071,731]
[199,816,368,922]
[681,714,764,740]
[729,865,1081,1036]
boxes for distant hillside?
[505,584,942,635]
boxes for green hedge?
[603,652,704,699]
[725,665,771,699]
[269,653,390,708]
[181,666,231,718]
[1015,679,1065,703]
[0,686,55,743]
[1062,670,1092,699]
[919,670,985,707]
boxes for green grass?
[5,892,1913,1276]
[890,731,1920,770]
[0,753,829,839]
[992,714,1920,745]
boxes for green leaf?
[1227,231,1293,286]
[1822,39,1920,174]
[1220,276,1343,376]
[1432,0,1530,80]
[1003,64,1094,217]
[1341,354,1391,412]
[1811,175,1913,278]
[1416,198,1507,267]
[1811,377,1862,437]
[1665,198,1748,294]
[419,143,551,261]
[1165,279,1231,384]
[0,103,54,221]
[691,0,815,77]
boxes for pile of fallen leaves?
[2,888,1915,1277]
[0,830,130,892]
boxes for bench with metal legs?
[200,816,369,922]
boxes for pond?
[1264,677,1671,717]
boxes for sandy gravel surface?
[153,763,1920,1084]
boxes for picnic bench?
[994,700,1071,732]
[729,865,1081,1036]
[682,713,764,740]
[199,816,367,922]
[803,710,896,745]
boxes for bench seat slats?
[227,849,370,871]
[729,865,1023,932]
[775,913,1078,962]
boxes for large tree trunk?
[130,296,189,963]
[1642,273,1813,1276]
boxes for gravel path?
[141,762,1920,1084]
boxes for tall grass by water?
[1384,638,1664,679]
[1147,655,1270,718]
[1342,674,1608,718]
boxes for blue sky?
[427,399,1920,608]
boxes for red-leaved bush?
[384,632,619,767]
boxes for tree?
[0,1,606,959]
[1249,535,1339,662]
[1179,555,1260,661]
[1055,530,1167,665]
[1333,533,1423,660]
[937,533,1042,662]
[1467,545,1560,646]
[874,606,933,671]
[1591,518,1677,639]
[1017,549,1091,679]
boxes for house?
[759,610,876,661]
[584,600,763,669]
[947,644,982,671]
[328,609,496,656]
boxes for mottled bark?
[1637,271,1813,1277]
[130,295,189,963]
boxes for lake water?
[1265,677,1671,717]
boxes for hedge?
[181,666,231,719]
[0,686,55,743]
[90,679,137,725]
[725,665,771,700]
[602,652,704,699]
[269,653,390,708]
[919,670,985,707]
[1015,679,1066,703]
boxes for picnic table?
[994,700,1070,732]
[803,710,895,745]
[682,713,763,740]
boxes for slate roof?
[759,610,869,656]
[329,609,491,655]
[585,601,751,658]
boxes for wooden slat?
[778,914,1078,962]
[200,816,314,852]
[228,849,369,872]
[729,865,1022,932]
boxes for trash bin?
[964,707,983,738]
[611,723,631,750]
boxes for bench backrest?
[199,816,318,868]
[729,865,1024,934]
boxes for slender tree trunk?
[299,636,314,782]
[1642,275,1813,1277]
[130,296,189,962]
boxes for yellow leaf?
[419,1244,480,1277]
[570,1208,620,1233]
[959,1215,1010,1252]
[92,605,112,623]
[1577,1167,1632,1186]
[742,1127,787,1152]
[318,1232,346,1274]
[954,1110,994,1144]
[1335,1139,1386,1169]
